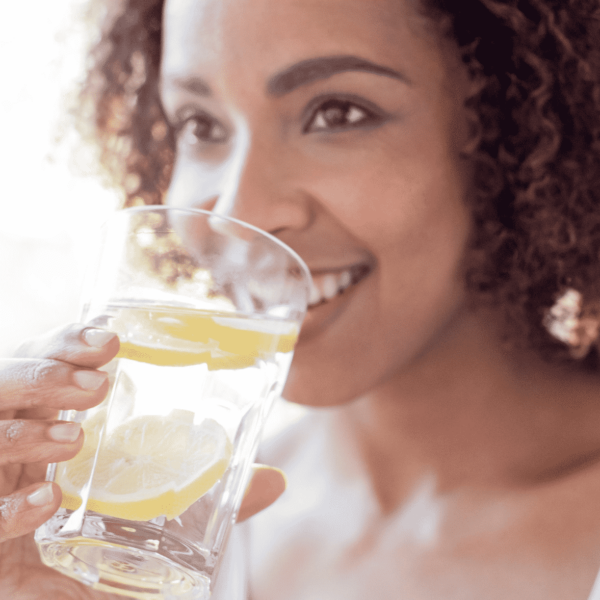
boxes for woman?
[2,0,600,598]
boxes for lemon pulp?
[56,307,298,521]
[57,410,232,521]
[112,307,298,370]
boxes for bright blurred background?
[0,0,119,358]
[0,0,305,435]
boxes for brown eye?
[305,99,376,133]
[177,114,227,145]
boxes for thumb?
[236,464,287,523]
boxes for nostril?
[269,226,289,237]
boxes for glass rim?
[106,205,312,285]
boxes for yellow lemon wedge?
[110,307,298,370]
[57,410,232,521]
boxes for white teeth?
[308,268,359,307]
[339,270,352,290]
[322,274,339,300]
[308,281,321,305]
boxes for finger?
[14,406,59,422]
[1,458,53,495]
[237,464,287,523]
[0,420,83,467]
[0,482,61,543]
[14,323,119,369]
[0,358,109,413]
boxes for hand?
[0,323,121,599]
[0,323,286,599]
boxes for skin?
[160,0,600,598]
[2,0,600,598]
[161,0,474,409]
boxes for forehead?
[161,0,442,85]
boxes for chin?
[281,352,370,408]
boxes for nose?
[210,124,312,235]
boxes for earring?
[544,288,600,359]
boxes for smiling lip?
[297,261,373,344]
[307,263,373,309]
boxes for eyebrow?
[167,55,410,99]
[267,55,411,97]
[170,76,212,97]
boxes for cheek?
[305,137,471,255]
[304,137,471,347]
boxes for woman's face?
[161,0,474,406]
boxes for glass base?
[36,511,214,600]
[38,538,210,599]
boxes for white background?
[0,0,119,357]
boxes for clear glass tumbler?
[35,206,310,599]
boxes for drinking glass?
[35,206,310,599]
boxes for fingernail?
[73,370,107,391]
[83,328,116,348]
[48,422,81,443]
[27,483,54,507]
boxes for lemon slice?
[57,410,232,521]
[110,307,298,370]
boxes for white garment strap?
[587,566,600,600]
[210,526,249,600]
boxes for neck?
[344,307,600,510]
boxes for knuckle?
[3,420,26,444]
[0,495,22,538]
[27,360,58,389]
[14,360,63,408]
[0,359,66,413]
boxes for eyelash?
[303,97,383,133]
[174,111,228,146]
[171,96,384,146]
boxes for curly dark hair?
[78,0,600,365]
